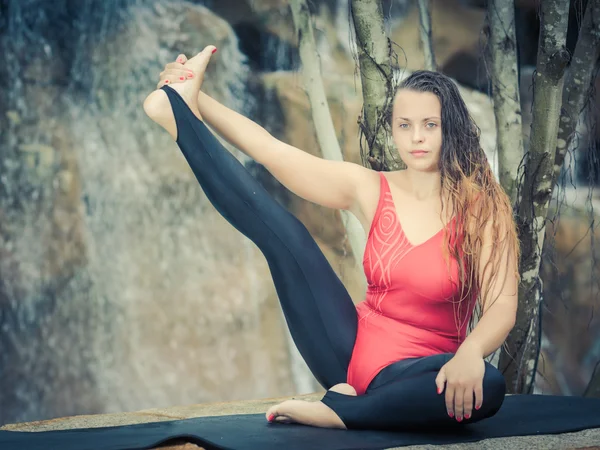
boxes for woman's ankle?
[143,89,168,120]
[143,89,178,140]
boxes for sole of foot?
[266,399,347,429]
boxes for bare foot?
[265,400,346,429]
[265,383,356,429]
[142,45,216,140]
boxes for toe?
[188,45,217,74]
[266,404,279,422]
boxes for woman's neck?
[402,168,442,201]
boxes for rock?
[0,1,297,426]
[71,0,300,413]
[0,3,93,425]
[6,110,21,125]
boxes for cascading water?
[0,0,303,425]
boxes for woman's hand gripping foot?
[142,46,217,140]
[265,383,356,429]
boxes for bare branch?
[417,0,436,71]
[487,0,524,205]
[551,0,600,191]
[350,0,402,170]
[290,0,367,265]
[499,0,571,394]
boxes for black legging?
[160,85,506,431]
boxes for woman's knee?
[482,362,506,414]
[329,383,357,396]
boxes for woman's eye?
[398,123,436,129]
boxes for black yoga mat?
[1,394,600,450]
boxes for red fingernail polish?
[457,416,463,422]
[448,411,454,418]
[267,414,274,422]
[475,405,481,410]
[165,80,169,83]
[212,48,217,54]
[437,387,442,394]
[465,414,471,419]
[180,76,184,80]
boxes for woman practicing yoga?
[143,45,520,431]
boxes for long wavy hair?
[395,70,521,334]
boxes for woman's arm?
[457,303,516,359]
[457,221,518,358]
[195,90,273,164]
[435,222,518,421]
[195,90,373,213]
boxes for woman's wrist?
[457,340,485,358]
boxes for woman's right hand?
[156,54,194,89]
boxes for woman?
[143,45,520,431]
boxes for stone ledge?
[2,393,600,450]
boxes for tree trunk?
[498,0,571,394]
[417,0,436,71]
[350,0,403,171]
[551,0,600,190]
[290,0,367,266]
[286,0,367,394]
[486,0,524,206]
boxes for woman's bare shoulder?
[382,169,408,192]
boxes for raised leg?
[144,84,358,389]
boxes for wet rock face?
[0,0,95,426]
[0,1,298,426]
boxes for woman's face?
[392,89,443,172]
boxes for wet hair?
[395,70,520,335]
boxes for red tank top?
[347,172,477,395]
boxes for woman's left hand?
[157,54,192,89]
[435,348,485,421]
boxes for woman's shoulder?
[382,169,408,191]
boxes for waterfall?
[0,0,294,424]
